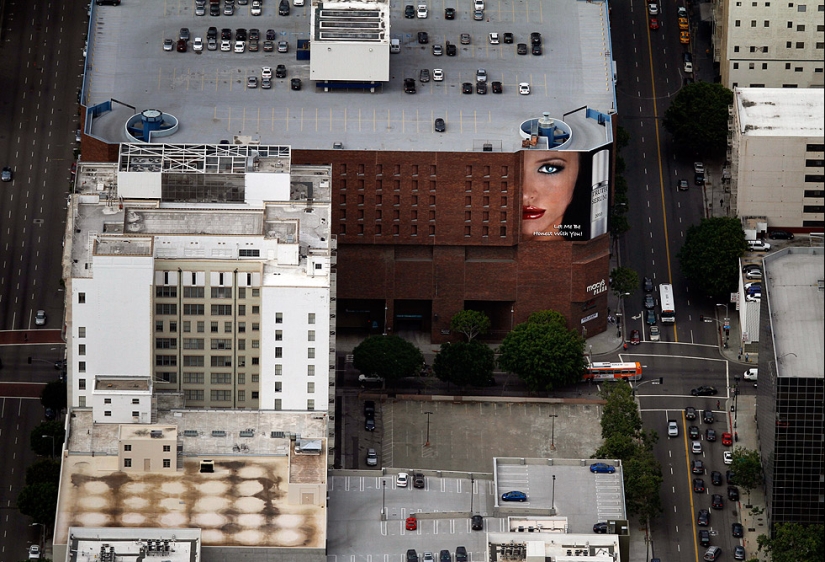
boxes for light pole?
[424,411,433,446]
[619,292,630,339]
[549,410,558,451]
[715,303,730,347]
[381,478,387,519]
[470,474,475,514]
[31,522,45,544]
[632,377,663,398]
[551,475,556,510]
[383,303,388,335]
[42,435,55,459]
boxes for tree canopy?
[449,310,491,342]
[41,380,67,412]
[497,310,586,392]
[26,459,61,486]
[352,335,424,384]
[662,82,734,157]
[677,217,747,298]
[757,523,825,562]
[432,340,495,387]
[30,421,65,458]
[610,266,639,300]
[17,482,59,529]
[731,447,762,497]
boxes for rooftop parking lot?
[84,0,614,150]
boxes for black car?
[222,28,232,40]
[471,515,483,530]
[691,460,704,474]
[516,43,528,55]
[1,166,12,182]
[210,3,221,15]
[434,118,446,132]
[699,529,710,547]
[703,410,715,424]
[531,44,542,55]
[491,81,502,93]
[503,32,514,43]
[476,81,487,94]
[706,428,717,441]
[249,28,260,40]
[404,78,416,93]
[711,470,723,486]
[291,78,302,90]
[275,64,287,78]
[768,230,794,240]
[693,478,705,493]
[417,31,428,44]
[446,43,457,56]
[691,386,718,396]
[413,472,425,488]
[407,550,419,562]
[365,416,375,431]
[207,26,218,39]
[726,470,736,484]
[685,406,697,420]
[643,276,654,292]
[405,4,416,17]
[728,486,740,501]
[689,425,700,439]
[266,28,277,40]
[530,31,541,45]
[732,522,744,537]
[593,522,608,533]
[455,547,468,562]
[695,173,705,185]
[697,509,710,526]
[45,408,57,420]
[236,28,247,40]
[711,494,724,509]
[440,550,452,562]
[444,7,455,18]
[644,294,655,309]
[462,82,473,94]
[278,0,290,15]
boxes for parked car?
[698,529,710,547]
[590,463,615,474]
[503,32,514,43]
[471,515,483,530]
[397,472,408,487]
[413,472,425,488]
[462,82,473,94]
[365,448,378,466]
[703,546,721,561]
[644,294,655,309]
[734,545,746,560]
[177,38,188,52]
[645,309,656,325]
[434,118,446,132]
[418,31,429,44]
[518,82,530,95]
[28,546,41,560]
[455,547,467,562]
[629,329,641,345]
[404,78,417,94]
[592,521,608,533]
[359,374,384,384]
[732,522,744,537]
[275,64,287,78]
[443,6,455,18]
[407,549,419,562]
[405,516,417,530]
[649,325,660,341]
[726,470,736,484]
[517,43,528,55]
[163,38,174,51]
[439,550,452,562]
[501,490,528,502]
[364,416,375,431]
[768,230,794,240]
[290,78,302,90]
[705,428,717,441]
[743,368,758,381]
[748,240,772,252]
[460,33,471,45]
[405,4,416,17]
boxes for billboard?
[520,146,612,243]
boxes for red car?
[722,432,733,446]
[629,329,641,345]
[649,17,659,30]
[405,516,417,530]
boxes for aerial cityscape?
[0,0,822,561]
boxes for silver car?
[419,68,430,82]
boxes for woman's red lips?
[523,206,545,220]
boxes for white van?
[390,38,400,53]
[294,0,305,6]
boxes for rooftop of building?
[735,88,825,138]
[763,247,825,379]
[68,527,201,562]
[486,531,621,560]
[81,0,615,152]
[95,377,151,392]
[56,408,328,548]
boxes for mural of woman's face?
[521,150,580,241]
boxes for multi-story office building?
[729,88,824,231]
[65,144,335,418]
[756,247,824,529]
[713,0,825,88]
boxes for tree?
[449,310,491,342]
[352,335,424,385]
[662,82,734,157]
[757,523,825,562]
[677,217,748,298]
[731,447,762,499]
[599,382,642,439]
[30,421,65,457]
[432,340,495,387]
[40,380,67,412]
[497,311,586,392]
[17,482,59,528]
[26,459,61,486]
[610,267,639,300]
[623,452,663,521]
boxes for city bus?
[583,361,643,382]
[659,283,676,323]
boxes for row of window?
[155,355,261,367]
[732,42,823,52]
[342,209,508,223]
[155,338,262,350]
[123,458,172,468]
[339,179,511,194]
[733,1,825,8]
[155,320,262,333]
[735,20,824,30]
[340,194,510,208]
[340,163,511,178]
[183,389,264,402]
[340,224,508,237]
[103,398,141,405]
[272,382,317,393]
[182,372,260,384]
[156,287,262,299]
[273,364,316,376]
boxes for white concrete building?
[91,376,153,424]
[64,145,336,423]
[729,88,825,230]
[713,0,825,88]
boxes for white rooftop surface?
[56,409,328,548]
[82,0,615,152]
[69,528,200,562]
[735,88,825,137]
[763,247,825,380]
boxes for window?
[124,444,132,451]
[805,174,825,182]
[79,362,86,373]
[734,62,740,69]
[275,330,282,341]
[210,390,231,401]
[104,411,112,417]
[104,398,112,404]
[251,357,259,365]
[274,399,282,410]
[132,411,139,417]
[124,458,132,467]
[765,20,770,25]
[798,3,806,9]
[156,338,177,349]
[211,305,232,316]
[238,339,246,350]
[78,292,86,304]
[252,391,259,400]
[252,288,260,297]
[275,347,283,358]
[184,338,204,350]
[78,327,86,338]
[238,305,246,316]
[307,399,315,410]
[211,373,231,384]
[734,46,740,52]
[156,355,177,366]
[197,321,205,333]
[308,348,315,359]
[183,372,204,383]
[183,287,204,298]
[807,144,825,152]
[156,303,177,315]
[274,381,283,392]
[239,249,260,257]
[211,338,232,350]
[252,306,260,314]
[170,321,177,333]
[78,344,86,356]
[155,320,164,332]
[238,288,246,299]
[238,390,246,401]
[184,355,205,367]
[252,322,260,331]
[156,286,177,298]
[252,374,259,383]
[183,304,204,315]
[276,313,283,323]
[79,378,86,390]
[751,19,756,26]
[211,322,219,333]
[274,364,282,376]
[211,356,232,367]
[184,389,204,401]
[786,62,792,69]
[163,459,171,468]
[749,63,755,69]
[156,372,177,383]
[307,365,315,376]
[238,373,245,384]
[796,42,805,48]
[307,330,315,341]
[307,382,315,393]
[763,63,768,69]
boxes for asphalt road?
[0,0,84,558]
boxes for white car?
[221,39,231,51]
[744,368,757,381]
[251,0,262,14]
[193,37,203,52]
[432,68,444,81]
[518,82,531,95]
[648,2,658,14]
[29,545,41,560]
[649,325,660,341]
[489,32,499,44]
[724,451,733,465]
[417,4,428,17]
[35,310,47,326]
[667,420,679,437]
[397,472,409,487]
[474,0,484,9]
[748,240,771,252]
[358,374,385,384]
[294,0,305,5]
[684,61,693,73]
[691,441,702,454]
[261,66,272,78]
[694,161,705,174]
[475,68,487,82]
[234,40,245,53]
